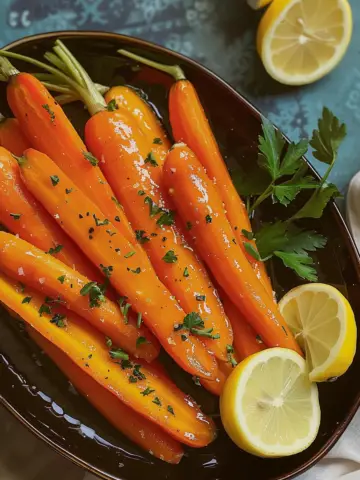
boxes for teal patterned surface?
[0,0,359,197]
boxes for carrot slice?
[163,144,301,354]
[117,50,273,298]
[104,85,171,161]
[29,329,183,463]
[0,146,100,282]
[0,117,29,155]
[18,147,217,380]
[0,271,216,447]
[5,72,134,243]
[85,108,232,362]
[0,231,159,361]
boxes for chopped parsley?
[114,216,120,222]
[124,250,136,258]
[22,296,32,304]
[195,294,206,301]
[38,304,52,317]
[47,244,63,255]
[42,103,55,122]
[80,281,106,308]
[118,297,131,323]
[144,151,158,167]
[100,264,113,278]
[50,175,60,186]
[167,405,175,415]
[135,229,150,244]
[183,267,189,278]
[192,376,201,386]
[138,190,145,196]
[226,344,238,368]
[175,312,220,339]
[205,214,212,224]
[136,336,148,347]
[152,397,162,406]
[50,313,66,328]
[141,387,155,396]
[10,213,21,220]
[105,336,113,348]
[144,196,162,217]
[65,188,73,194]
[186,221,193,230]
[110,348,129,361]
[162,250,177,263]
[137,312,142,328]
[111,196,121,207]
[128,267,141,274]
[153,137,162,145]
[93,214,109,227]
[156,210,175,227]
[83,151,99,166]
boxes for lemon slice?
[279,283,357,382]
[220,348,320,457]
[247,0,273,10]
[257,0,353,85]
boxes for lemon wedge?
[257,0,353,85]
[220,348,320,457]
[247,0,273,10]
[279,283,357,382]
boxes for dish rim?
[1,29,359,480]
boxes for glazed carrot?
[0,57,134,243]
[85,108,232,362]
[220,293,265,361]
[18,147,217,380]
[104,85,171,161]
[0,147,100,281]
[0,117,29,155]
[29,330,183,463]
[118,50,274,299]
[0,231,159,361]
[163,144,301,354]
[0,272,216,447]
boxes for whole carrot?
[30,330,183,463]
[18,147,217,380]
[0,231,159,361]
[0,272,216,447]
[163,144,301,354]
[118,50,274,299]
[0,57,134,244]
[85,107,232,362]
[0,147,100,281]
[0,116,29,155]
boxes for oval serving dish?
[0,31,359,480]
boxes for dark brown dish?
[0,31,359,480]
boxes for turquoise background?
[0,0,359,197]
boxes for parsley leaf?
[156,210,175,227]
[162,250,177,263]
[141,387,155,396]
[47,244,63,255]
[144,151,158,167]
[153,137,162,144]
[107,99,118,111]
[10,213,21,220]
[310,107,347,165]
[274,251,318,282]
[272,176,318,206]
[50,313,66,328]
[110,348,129,360]
[292,183,342,220]
[278,139,309,176]
[258,116,285,180]
[22,296,32,304]
[176,312,220,339]
[136,336,148,347]
[144,196,162,217]
[83,151,99,166]
[50,175,60,186]
[183,267,189,277]
[135,229,150,244]
[80,281,106,308]
[93,214,109,227]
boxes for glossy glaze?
[0,32,359,480]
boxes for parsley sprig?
[233,108,346,282]
[174,312,220,339]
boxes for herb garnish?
[111,196,121,207]
[232,107,345,281]
[107,99,118,111]
[83,151,99,166]
[144,151,158,167]
[153,397,162,406]
[157,210,175,227]
[128,267,141,274]
[175,312,220,339]
[144,196,162,217]
[195,294,206,301]
[153,137,162,145]
[141,387,155,396]
[118,297,131,323]
[162,250,177,263]
[50,313,66,328]
[42,104,55,122]
[183,267,189,277]
[93,214,109,227]
[22,296,32,304]
[80,281,106,308]
[135,229,150,244]
[65,188,73,194]
[38,304,52,317]
[138,190,145,196]
[167,405,175,415]
[137,312,142,328]
[10,213,21,220]
[124,250,136,258]
[47,244,63,255]
[57,275,66,284]
[186,221,193,230]
[50,175,60,186]
[105,336,113,347]
[110,348,129,361]
[226,344,238,367]
[136,336,148,347]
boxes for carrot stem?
[118,49,186,81]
